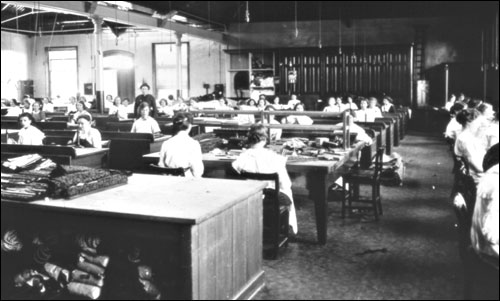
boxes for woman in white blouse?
[231,124,298,234]
[158,112,204,177]
[8,113,45,145]
[131,102,161,134]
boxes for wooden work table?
[143,141,367,245]
[1,174,267,300]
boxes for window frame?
[152,42,190,99]
[45,46,79,99]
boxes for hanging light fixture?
[294,1,298,38]
[338,9,342,55]
[245,1,250,23]
[352,20,356,59]
[318,2,322,49]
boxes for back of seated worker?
[71,115,102,148]
[334,112,373,145]
[158,112,204,178]
[231,123,298,234]
[131,102,161,134]
[285,102,313,125]
[7,113,45,145]
[444,102,466,141]
[470,143,499,269]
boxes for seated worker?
[381,96,396,113]
[158,112,204,178]
[231,124,298,234]
[65,96,77,116]
[345,94,358,111]
[257,96,268,111]
[5,99,22,117]
[271,96,286,110]
[131,102,161,134]
[444,102,466,141]
[71,115,102,148]
[8,113,45,145]
[108,96,121,116]
[354,98,377,122]
[287,94,301,109]
[471,143,499,269]
[323,96,345,113]
[71,101,92,124]
[30,101,46,122]
[368,97,383,118]
[158,98,174,117]
[41,97,54,113]
[285,102,313,125]
[117,98,132,120]
[263,105,283,140]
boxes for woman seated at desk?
[231,124,298,234]
[31,101,46,122]
[131,102,161,134]
[70,101,92,124]
[7,113,45,145]
[284,103,314,125]
[158,112,204,178]
[108,96,121,116]
[71,115,102,148]
[263,105,283,140]
[381,96,396,113]
[117,98,132,120]
[323,96,345,113]
[354,99,378,122]
[158,98,174,117]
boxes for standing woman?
[131,102,161,134]
[231,124,298,234]
[31,101,46,122]
[8,113,45,145]
[158,112,204,178]
[72,115,102,148]
[134,83,157,118]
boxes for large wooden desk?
[1,174,266,300]
[0,144,107,168]
[143,142,366,245]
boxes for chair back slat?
[149,164,186,176]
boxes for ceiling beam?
[2,1,226,43]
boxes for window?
[47,47,78,100]
[154,43,189,99]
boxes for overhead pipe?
[1,10,51,24]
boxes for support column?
[92,16,105,114]
[176,32,183,99]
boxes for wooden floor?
[255,132,469,300]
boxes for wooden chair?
[239,171,289,259]
[148,164,186,176]
[341,147,385,220]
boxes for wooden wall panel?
[278,45,412,105]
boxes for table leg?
[307,171,329,245]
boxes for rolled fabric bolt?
[79,252,109,268]
[127,247,141,263]
[137,265,153,280]
[14,269,37,287]
[2,230,23,252]
[67,282,101,300]
[71,269,104,287]
[44,262,70,284]
[33,245,52,265]
[77,261,105,277]
[139,279,161,299]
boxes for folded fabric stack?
[49,165,128,199]
[67,234,109,300]
[1,173,49,201]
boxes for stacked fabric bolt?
[67,234,109,300]
[127,246,161,300]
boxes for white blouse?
[17,126,45,145]
[73,128,102,148]
[232,148,298,234]
[158,131,204,178]
[131,117,161,134]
